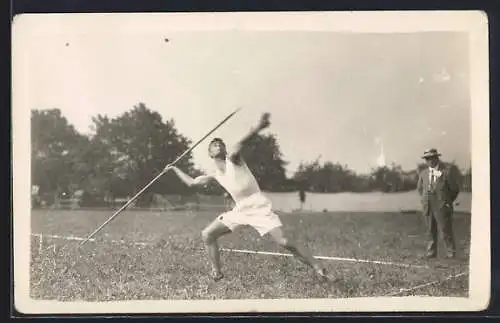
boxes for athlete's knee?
[201,228,217,244]
[275,236,294,249]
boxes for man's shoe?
[445,252,456,259]
[424,252,437,259]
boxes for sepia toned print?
[12,11,490,314]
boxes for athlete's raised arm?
[229,113,271,163]
[164,165,214,187]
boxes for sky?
[23,28,471,176]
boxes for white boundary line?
[30,233,429,269]
[385,271,469,296]
[220,248,429,269]
[31,233,151,246]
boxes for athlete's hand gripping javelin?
[163,163,174,174]
[257,112,271,131]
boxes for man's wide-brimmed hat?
[422,148,442,159]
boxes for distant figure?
[165,113,328,282]
[299,189,306,210]
[417,148,460,259]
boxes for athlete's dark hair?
[209,138,225,146]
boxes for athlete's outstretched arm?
[165,165,213,187]
[229,113,271,163]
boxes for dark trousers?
[422,195,456,257]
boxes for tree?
[293,159,357,193]
[90,103,198,205]
[463,166,471,192]
[72,116,120,205]
[293,159,321,191]
[445,161,464,192]
[31,109,90,200]
[239,133,289,191]
[368,163,420,192]
[369,165,399,192]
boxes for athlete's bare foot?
[212,270,224,282]
[314,265,329,281]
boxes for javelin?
[79,107,241,246]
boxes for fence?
[32,190,472,214]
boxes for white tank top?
[213,157,261,203]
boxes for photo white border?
[12,10,490,314]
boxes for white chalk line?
[31,233,428,269]
[31,233,151,246]
[385,271,468,296]
[220,248,429,269]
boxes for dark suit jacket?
[417,162,460,208]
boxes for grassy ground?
[30,209,470,301]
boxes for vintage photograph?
[13,11,490,314]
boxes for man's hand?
[163,164,174,173]
[257,113,271,131]
[229,112,271,164]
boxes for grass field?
[30,208,470,301]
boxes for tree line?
[31,104,471,207]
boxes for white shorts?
[216,192,283,236]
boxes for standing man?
[164,113,328,281]
[417,148,460,259]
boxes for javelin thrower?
[165,113,329,282]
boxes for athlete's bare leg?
[201,219,232,281]
[267,227,328,280]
